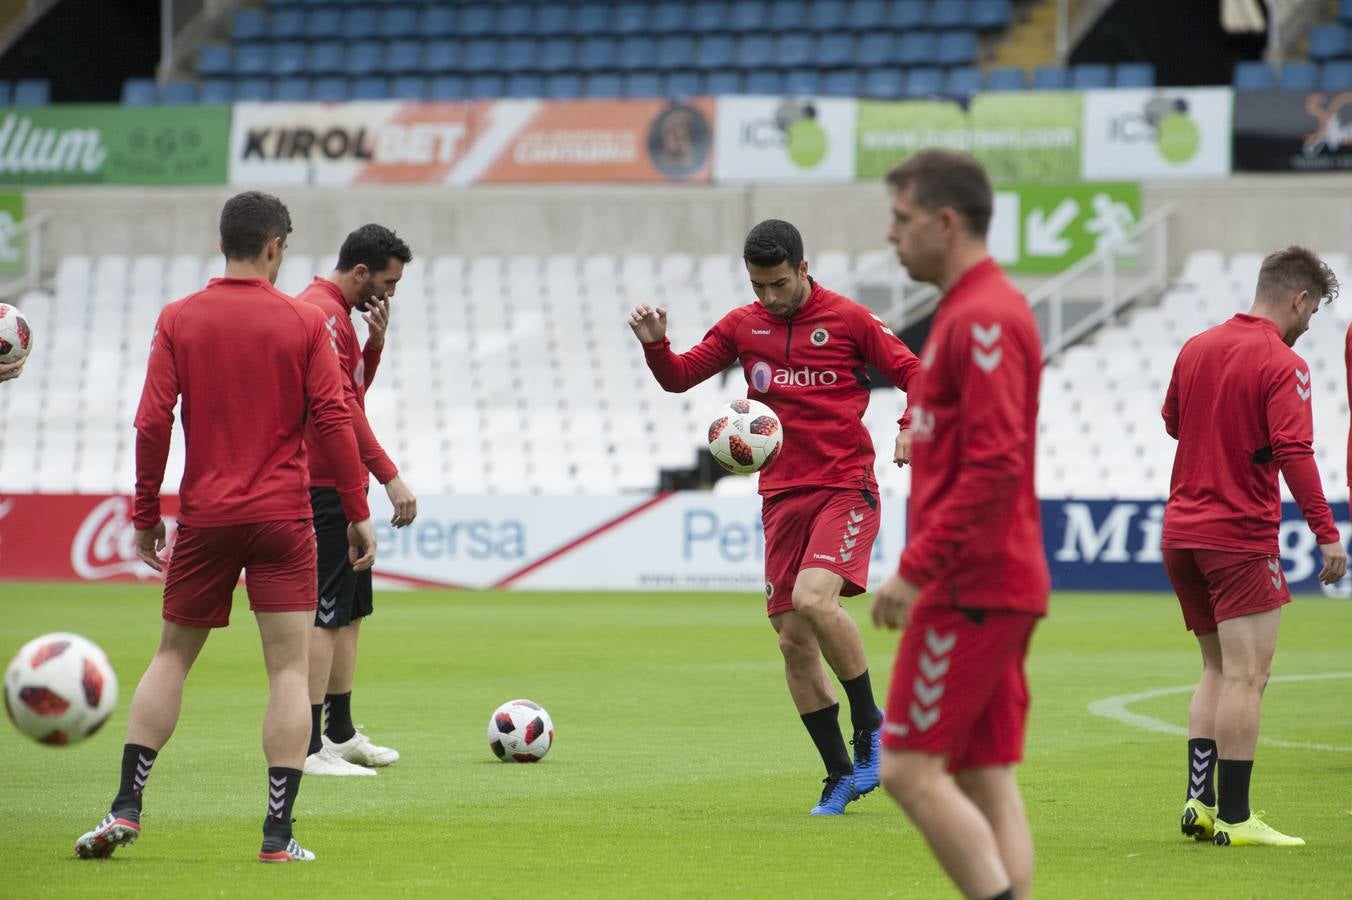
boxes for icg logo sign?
[739,98,829,169]
[1106,95,1200,165]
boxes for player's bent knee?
[790,585,832,618]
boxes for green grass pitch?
[2,584,1349,898]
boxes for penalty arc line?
[1087,672,1352,753]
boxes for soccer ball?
[707,398,784,475]
[4,632,118,746]
[487,699,553,762]
[0,303,32,364]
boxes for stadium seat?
[1033,66,1070,89]
[458,4,496,36]
[576,36,617,71]
[585,72,622,97]
[618,36,657,71]
[1322,60,1352,90]
[666,69,700,97]
[468,74,505,99]
[573,3,609,35]
[1279,61,1318,90]
[162,80,197,105]
[234,78,271,102]
[345,43,383,77]
[935,30,978,66]
[897,32,934,66]
[462,39,500,74]
[351,76,388,100]
[1307,24,1348,60]
[271,41,307,78]
[987,66,1026,90]
[306,41,343,76]
[1232,60,1276,90]
[623,70,662,97]
[1343,0,1352,22]
[737,34,774,69]
[945,66,982,95]
[232,9,267,41]
[501,38,538,73]
[776,34,814,68]
[199,79,233,104]
[614,3,648,34]
[389,76,428,100]
[377,6,420,39]
[745,69,783,94]
[121,78,157,105]
[651,1,692,33]
[1114,62,1155,87]
[857,32,895,67]
[656,35,696,71]
[495,3,534,36]
[272,77,308,102]
[543,71,582,98]
[534,4,572,36]
[863,67,905,99]
[422,40,457,73]
[235,44,270,76]
[696,34,735,69]
[312,77,349,102]
[304,8,342,40]
[821,68,860,96]
[972,0,1012,29]
[784,68,820,95]
[810,0,847,31]
[421,5,456,38]
[1071,63,1112,88]
[197,44,232,78]
[889,1,928,29]
[703,69,742,95]
[817,32,854,68]
[342,7,379,36]
[426,74,465,101]
[905,66,944,97]
[930,0,969,29]
[538,37,577,73]
[270,9,305,40]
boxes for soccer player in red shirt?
[629,219,919,815]
[1163,246,1345,848]
[297,224,417,777]
[872,150,1048,900]
[74,192,377,864]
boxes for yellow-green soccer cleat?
[1213,812,1305,847]
[1181,798,1217,841]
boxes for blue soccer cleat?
[851,709,884,796]
[810,771,859,815]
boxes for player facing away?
[74,191,378,864]
[1163,246,1346,848]
[871,150,1048,900]
[629,219,920,814]
[297,225,417,778]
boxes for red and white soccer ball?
[707,398,784,475]
[487,699,554,763]
[4,632,118,746]
[0,302,32,364]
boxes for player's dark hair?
[1257,245,1340,306]
[219,191,292,261]
[743,219,804,270]
[335,223,413,274]
[884,149,993,239]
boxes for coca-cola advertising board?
[0,494,180,582]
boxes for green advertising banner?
[991,182,1141,274]
[0,106,230,186]
[857,92,1083,182]
[0,192,22,277]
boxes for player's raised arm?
[630,304,739,393]
[132,307,181,537]
[848,305,921,465]
[361,293,389,388]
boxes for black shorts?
[310,487,373,629]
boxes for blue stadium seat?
[305,8,342,40]
[496,3,535,37]
[728,1,766,32]
[235,44,271,76]
[1071,63,1111,88]
[972,0,1012,29]
[574,3,609,35]
[459,5,496,37]
[1279,61,1318,90]
[538,37,577,73]
[618,36,657,71]
[1322,60,1352,90]
[0,81,12,106]
[614,3,648,34]
[935,30,978,66]
[945,66,982,95]
[421,5,456,37]
[666,69,700,97]
[812,0,848,30]
[270,9,306,40]
[818,32,854,68]
[462,39,501,74]
[986,66,1026,90]
[162,81,197,105]
[889,1,928,29]
[422,40,457,73]
[543,72,583,98]
[351,76,389,101]
[234,78,272,102]
[1343,0,1352,22]
[656,36,695,71]
[273,77,309,102]
[745,70,784,94]
[863,67,905,99]
[697,34,735,68]
[784,68,819,95]
[703,69,742,94]
[850,0,885,31]
[505,73,544,98]
[623,71,662,97]
[535,5,573,36]
[905,66,944,97]
[199,79,234,104]
[271,42,307,77]
[378,6,420,39]
[858,32,895,67]
[312,77,349,102]
[691,1,724,32]
[389,76,427,100]
[737,34,775,69]
[346,44,383,77]
[771,1,807,25]
[577,36,619,71]
[1232,60,1276,90]
[1307,24,1348,60]
[929,0,969,29]
[1114,62,1155,87]
[121,78,157,105]
[384,40,422,75]
[232,9,267,41]
[342,7,378,36]
[897,32,933,65]
[198,45,233,77]
[501,38,538,73]
[821,68,860,96]
[585,72,623,97]
[307,42,344,75]
[1032,66,1070,90]
[777,34,814,68]
[269,0,305,7]
[428,75,466,101]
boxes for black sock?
[307,704,323,757]
[324,691,355,744]
[110,743,157,820]
[840,670,883,734]
[984,890,1015,900]
[1187,737,1217,805]
[800,703,853,777]
[261,767,302,849]
[1217,758,1254,824]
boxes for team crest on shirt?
[750,361,773,393]
[810,327,829,346]
[765,582,774,599]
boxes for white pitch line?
[1087,672,1352,753]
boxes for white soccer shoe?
[323,727,400,767]
[303,745,377,777]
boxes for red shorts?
[1162,547,1291,636]
[162,519,318,628]
[761,487,881,616]
[883,603,1039,773]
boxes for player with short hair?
[1164,245,1345,848]
[74,190,377,864]
[871,149,1048,900]
[629,218,919,815]
[297,224,417,777]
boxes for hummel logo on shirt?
[1294,367,1311,401]
[751,328,772,335]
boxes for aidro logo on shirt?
[749,361,840,392]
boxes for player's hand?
[894,428,913,467]
[347,518,377,571]
[384,475,417,528]
[134,521,168,573]
[871,572,920,630]
[1316,540,1347,584]
[0,357,26,383]
[363,293,391,349]
[627,304,668,343]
